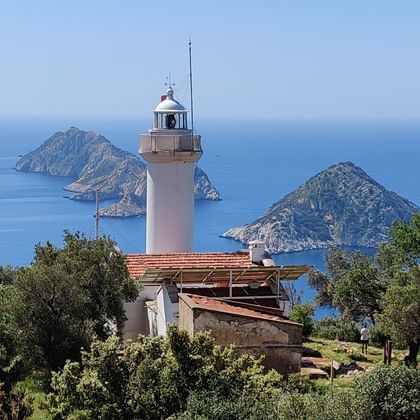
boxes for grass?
[13,372,50,420]
[304,336,407,389]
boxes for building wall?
[146,162,195,253]
[123,285,160,340]
[179,301,302,374]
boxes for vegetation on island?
[0,213,419,419]
[15,127,221,218]
[223,162,419,252]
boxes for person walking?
[360,324,369,355]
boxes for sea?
[1,117,419,312]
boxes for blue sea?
[1,117,419,309]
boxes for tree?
[308,248,386,323]
[378,267,420,367]
[390,212,420,264]
[283,281,302,308]
[290,303,314,337]
[332,253,386,323]
[47,326,281,420]
[10,232,138,371]
[0,284,23,391]
[0,266,16,285]
[376,213,420,366]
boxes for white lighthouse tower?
[139,86,202,253]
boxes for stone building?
[178,293,303,374]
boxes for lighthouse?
[139,86,202,253]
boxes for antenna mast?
[188,38,194,134]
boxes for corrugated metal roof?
[125,252,311,284]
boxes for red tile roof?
[125,252,251,279]
[179,293,300,325]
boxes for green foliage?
[174,389,282,420]
[290,303,314,337]
[312,316,359,342]
[0,266,16,285]
[355,365,420,420]
[0,285,23,390]
[10,232,138,371]
[47,327,281,420]
[390,212,420,264]
[176,388,361,420]
[278,391,364,420]
[310,249,387,322]
[278,373,318,394]
[377,266,420,366]
[0,383,33,420]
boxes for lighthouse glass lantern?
[139,87,202,254]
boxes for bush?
[174,389,282,420]
[312,316,359,342]
[47,327,282,419]
[366,323,387,347]
[290,303,314,337]
[0,384,33,420]
[355,365,420,420]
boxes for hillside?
[16,127,221,217]
[223,162,419,252]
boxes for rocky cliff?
[223,162,419,253]
[16,127,221,217]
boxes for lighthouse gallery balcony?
[140,133,202,163]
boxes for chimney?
[248,240,266,264]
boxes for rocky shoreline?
[223,162,419,253]
[16,127,221,218]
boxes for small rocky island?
[223,162,419,253]
[16,127,221,217]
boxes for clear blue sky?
[1,0,419,120]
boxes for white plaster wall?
[155,283,176,336]
[146,162,195,253]
[123,285,160,340]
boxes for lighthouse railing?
[140,134,202,154]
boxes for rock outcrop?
[223,162,419,253]
[16,127,221,217]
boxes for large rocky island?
[16,127,221,217]
[223,162,419,253]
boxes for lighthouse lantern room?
[140,86,202,254]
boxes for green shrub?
[312,316,359,342]
[355,365,420,420]
[366,323,387,347]
[47,327,282,420]
[290,303,314,337]
[0,384,33,420]
[278,373,319,394]
[174,390,282,420]
[274,390,363,420]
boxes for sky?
[1,0,420,120]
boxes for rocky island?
[223,162,419,253]
[16,127,221,217]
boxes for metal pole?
[229,270,232,298]
[188,38,194,134]
[95,190,99,240]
